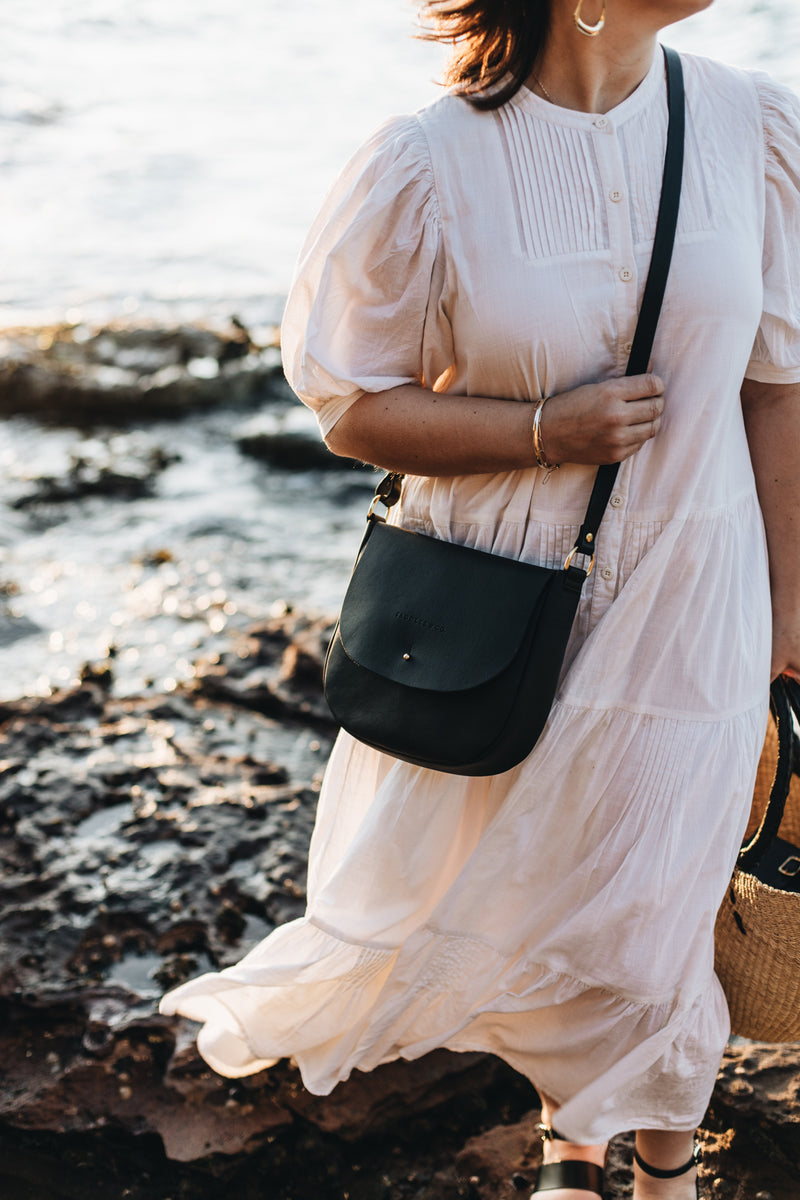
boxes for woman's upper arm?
[280,114,449,443]
[743,73,800,389]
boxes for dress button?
[601,566,614,581]
[622,340,633,353]
[610,494,623,508]
[609,189,623,203]
[594,116,608,129]
[619,267,633,282]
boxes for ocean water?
[0,1,445,326]
[1,0,799,328]
[1,1,799,702]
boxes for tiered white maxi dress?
[160,51,800,1142]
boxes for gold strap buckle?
[367,493,387,520]
[564,546,595,576]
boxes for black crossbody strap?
[573,45,685,559]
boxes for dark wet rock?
[703,1041,800,1197]
[0,679,329,1008]
[238,425,343,470]
[0,609,41,648]
[0,580,36,649]
[282,1051,506,1140]
[9,439,178,508]
[192,606,337,729]
[0,319,293,424]
[235,408,368,472]
[0,1040,534,1199]
[0,997,295,1162]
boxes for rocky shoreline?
[1,616,798,1200]
[1,320,799,1199]
[0,319,291,423]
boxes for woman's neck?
[531,3,659,113]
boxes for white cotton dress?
[160,50,800,1142]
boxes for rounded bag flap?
[338,521,556,692]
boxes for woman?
[160,1,800,1196]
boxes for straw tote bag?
[715,676,800,1042]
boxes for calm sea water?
[1,0,799,327]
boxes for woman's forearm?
[324,375,665,476]
[325,385,538,475]
[741,378,800,678]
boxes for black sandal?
[531,1123,605,1196]
[634,1142,701,1198]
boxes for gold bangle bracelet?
[531,397,560,472]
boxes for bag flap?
[338,521,556,692]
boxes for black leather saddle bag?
[324,517,585,774]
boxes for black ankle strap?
[634,1145,700,1179]
[535,1161,604,1194]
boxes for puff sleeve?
[745,73,800,384]
[281,114,449,438]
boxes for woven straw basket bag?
[714,676,800,1042]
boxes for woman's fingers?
[617,373,665,404]
[623,395,665,427]
[616,375,665,428]
[541,374,666,466]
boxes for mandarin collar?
[507,46,665,130]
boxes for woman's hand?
[771,612,800,682]
[540,374,665,467]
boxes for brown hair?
[419,2,550,111]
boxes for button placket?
[589,471,628,618]
[591,125,638,369]
[590,532,624,616]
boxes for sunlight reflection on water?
[1,0,798,325]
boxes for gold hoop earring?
[573,0,606,36]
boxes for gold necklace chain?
[533,75,554,103]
